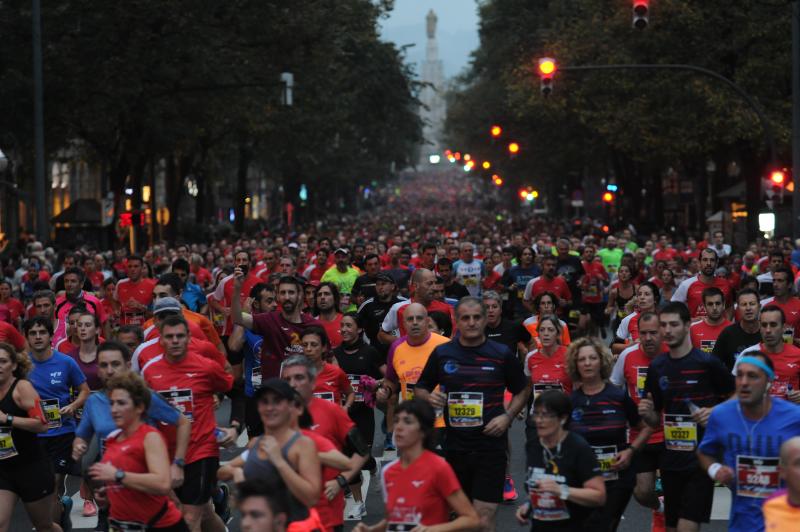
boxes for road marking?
[710,486,731,520]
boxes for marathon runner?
[671,248,732,319]
[114,255,156,327]
[713,288,763,371]
[759,266,800,344]
[689,287,732,353]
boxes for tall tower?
[419,9,446,165]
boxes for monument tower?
[419,9,446,165]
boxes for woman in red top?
[89,372,187,531]
[301,327,354,409]
[0,280,24,328]
[524,316,572,398]
[353,399,479,532]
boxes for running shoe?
[213,483,231,523]
[60,495,73,532]
[83,499,98,517]
[503,475,518,502]
[346,502,366,520]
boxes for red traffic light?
[633,0,649,29]
[770,170,786,185]
[490,125,502,137]
[508,142,520,155]
[602,192,615,203]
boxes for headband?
[737,356,775,381]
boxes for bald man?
[762,436,800,527]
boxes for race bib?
[783,327,794,344]
[592,445,619,482]
[526,468,569,522]
[584,283,599,298]
[401,381,416,402]
[251,366,262,389]
[699,340,715,353]
[447,392,483,428]
[0,427,18,460]
[158,388,194,421]
[313,392,335,403]
[533,382,564,400]
[635,367,648,398]
[736,455,780,498]
[617,309,627,319]
[348,374,364,402]
[42,399,62,429]
[122,310,145,326]
[770,380,792,399]
[663,414,697,452]
[387,505,420,531]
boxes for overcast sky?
[379,1,480,79]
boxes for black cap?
[375,272,396,284]
[253,378,299,402]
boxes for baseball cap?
[334,247,350,255]
[375,272,396,284]
[153,297,182,315]
[254,378,300,402]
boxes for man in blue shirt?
[172,258,207,312]
[698,350,800,532]
[24,316,90,530]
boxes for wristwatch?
[336,474,348,489]
[173,458,186,468]
[559,484,570,500]
[115,469,126,484]
[5,414,13,426]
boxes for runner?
[688,287,732,354]
[612,282,659,353]
[452,242,485,297]
[314,282,344,348]
[736,306,800,402]
[88,372,188,532]
[0,341,59,532]
[524,316,572,400]
[501,246,540,319]
[209,249,262,339]
[377,269,453,345]
[54,266,108,344]
[670,248,732,319]
[566,337,652,531]
[638,302,735,532]
[357,272,403,361]
[578,244,609,337]
[415,296,530,532]
[522,292,571,349]
[114,255,156,327]
[352,399,480,532]
[523,255,572,316]
[516,390,606,531]
[24,316,90,531]
[483,290,531,361]
[605,264,636,332]
[320,248,360,308]
[300,326,354,407]
[140,314,234,532]
[759,266,800,343]
[436,258,470,300]
[351,253,381,305]
[712,288,762,371]
[762,436,800,526]
[698,351,800,532]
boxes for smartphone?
[239,265,249,276]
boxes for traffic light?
[537,58,557,96]
[768,169,787,205]
[770,170,786,186]
[633,0,649,29]
[492,174,504,186]
[482,161,491,170]
[490,125,502,138]
[508,142,520,155]
[602,191,615,203]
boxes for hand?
[93,486,109,509]
[72,439,88,461]
[483,412,511,437]
[714,465,735,487]
[324,479,341,500]
[88,462,119,483]
[637,393,655,418]
[60,403,76,417]
[170,464,184,488]
[233,267,245,288]
[126,299,146,311]
[612,448,634,471]
[787,389,800,404]
[428,390,446,410]
[533,478,561,496]
[376,385,390,403]
[691,407,712,427]
[515,502,531,525]
[259,435,284,465]
[243,297,253,314]
[217,427,238,447]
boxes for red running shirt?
[133,336,227,373]
[380,450,461,527]
[141,351,233,463]
[307,397,354,450]
[761,296,800,342]
[301,429,345,529]
[524,346,572,395]
[740,343,800,399]
[671,276,732,318]
[114,278,156,326]
[101,424,183,527]
[312,363,352,404]
[617,344,664,444]
[689,319,732,353]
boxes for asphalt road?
[11,400,729,531]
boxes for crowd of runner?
[0,172,800,532]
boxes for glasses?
[530,411,558,420]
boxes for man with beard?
[713,288,763,371]
[554,238,583,311]
[351,253,382,305]
[689,287,732,354]
[358,272,404,361]
[232,273,321,380]
[638,302,734,532]
[671,248,732,319]
[759,266,800,344]
[698,352,800,532]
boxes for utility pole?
[32,0,47,243]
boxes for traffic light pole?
[559,63,777,240]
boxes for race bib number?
[526,468,570,522]
[42,399,62,429]
[0,427,18,460]
[348,374,364,402]
[592,445,619,482]
[251,366,262,389]
[313,392,335,403]
[122,310,145,326]
[158,389,194,421]
[736,455,780,498]
[663,414,697,452]
[447,392,483,428]
[770,380,792,399]
[635,367,648,398]
[699,340,715,353]
[387,505,420,531]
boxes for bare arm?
[6,381,48,434]
[231,268,253,330]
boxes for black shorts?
[661,468,714,528]
[176,456,219,505]
[445,449,506,504]
[0,457,55,502]
[580,302,605,322]
[245,394,264,438]
[634,442,665,474]
[42,433,81,475]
